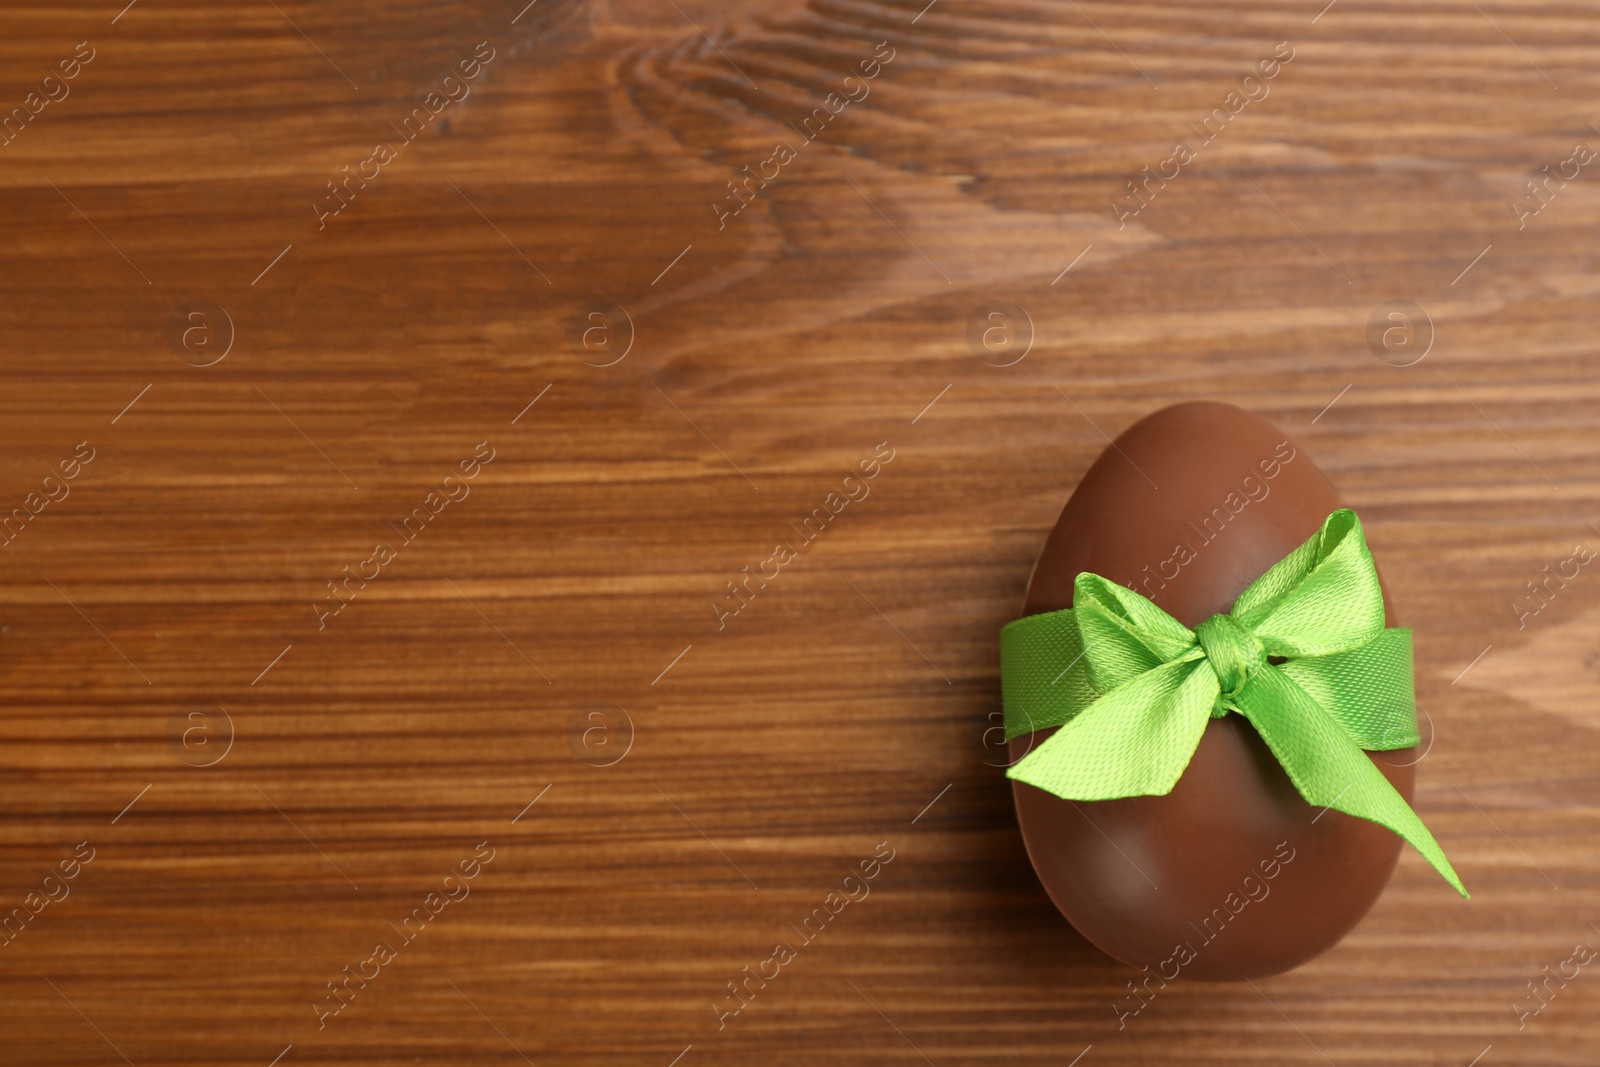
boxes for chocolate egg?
[1008,401,1415,980]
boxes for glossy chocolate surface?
[1008,401,1415,981]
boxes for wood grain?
[1,0,1598,1064]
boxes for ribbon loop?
[1000,508,1467,898]
[1194,612,1265,707]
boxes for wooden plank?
[0,1,1596,1063]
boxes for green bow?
[1000,509,1466,897]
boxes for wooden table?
[2,1,1597,1063]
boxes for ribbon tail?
[1008,658,1217,801]
[1235,667,1468,898]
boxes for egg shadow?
[972,704,1126,984]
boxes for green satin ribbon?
[1000,509,1466,897]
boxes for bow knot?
[999,509,1466,897]
[1195,612,1264,709]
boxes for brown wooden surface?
[2,1,1598,1064]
